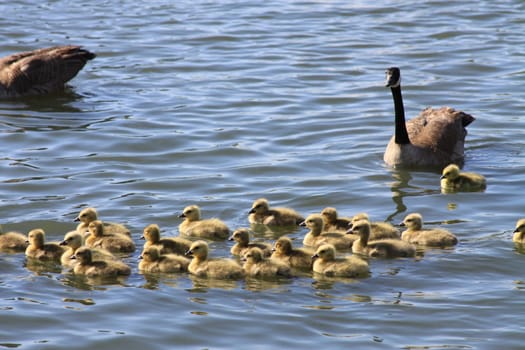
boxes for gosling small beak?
[70,255,77,260]
[74,217,80,222]
[185,249,193,257]
[59,240,68,246]
[228,236,234,241]
[299,221,306,227]
[178,213,186,218]
[139,235,145,240]
[311,253,319,261]
[248,208,256,214]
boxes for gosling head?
[141,224,160,242]
[385,67,401,88]
[71,247,92,263]
[273,236,293,254]
[140,246,161,262]
[400,213,423,230]
[75,207,98,224]
[320,207,338,223]
[60,231,84,248]
[88,220,105,237]
[440,164,461,181]
[312,244,336,261]
[514,219,525,234]
[300,214,325,233]
[241,247,264,263]
[185,240,209,260]
[228,228,251,244]
[351,219,371,238]
[248,198,270,215]
[179,205,202,221]
[348,212,370,230]
[27,228,46,247]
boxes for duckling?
[0,45,95,98]
[71,247,131,277]
[312,244,369,278]
[248,198,304,226]
[241,247,292,278]
[25,228,65,261]
[59,230,116,267]
[270,236,313,270]
[320,207,352,232]
[86,220,136,253]
[185,240,244,279]
[0,231,28,252]
[512,219,525,244]
[351,220,416,258]
[228,228,272,257]
[139,246,190,273]
[400,213,458,247]
[75,207,130,236]
[178,205,230,240]
[301,214,358,250]
[140,224,191,255]
[440,164,487,193]
[348,213,400,240]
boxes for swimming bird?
[301,214,358,250]
[512,219,525,244]
[74,207,130,237]
[383,67,475,168]
[86,220,136,253]
[228,228,272,257]
[320,207,351,232]
[351,220,416,258]
[185,240,244,279]
[140,224,191,255]
[178,205,230,240]
[400,213,458,247]
[0,231,28,252]
[440,163,487,193]
[248,198,304,226]
[71,247,131,277]
[59,230,116,267]
[0,45,95,98]
[348,213,400,240]
[241,247,292,278]
[138,246,190,273]
[270,236,313,270]
[25,228,65,261]
[311,244,369,278]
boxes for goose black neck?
[391,85,410,144]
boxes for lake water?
[1,1,525,349]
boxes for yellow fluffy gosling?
[75,207,130,236]
[248,198,304,226]
[59,230,116,267]
[0,231,28,252]
[512,219,525,244]
[178,205,230,240]
[139,246,190,273]
[351,220,416,258]
[185,240,244,279]
[301,214,357,250]
[71,247,131,277]
[400,213,458,247]
[140,224,191,255]
[320,207,351,232]
[241,247,292,278]
[86,220,136,253]
[312,244,369,278]
[440,164,486,193]
[228,228,272,257]
[25,229,65,261]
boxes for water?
[1,0,524,349]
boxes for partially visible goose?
[512,219,525,244]
[320,207,351,232]
[348,213,400,240]
[400,213,458,247]
[301,214,358,250]
[140,224,191,255]
[59,230,116,267]
[74,207,130,237]
[0,231,28,252]
[270,236,313,270]
[351,220,416,258]
[248,198,304,226]
[241,247,292,278]
[185,240,244,279]
[86,220,136,253]
[312,244,369,278]
[71,247,131,277]
[178,205,230,240]
[139,246,190,273]
[383,67,475,168]
[25,229,65,261]
[440,164,486,193]
[228,228,272,257]
[0,45,95,98]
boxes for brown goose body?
[0,45,95,98]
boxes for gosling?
[0,231,28,252]
[71,247,131,277]
[75,207,130,236]
[241,247,292,278]
[228,228,272,257]
[301,214,358,250]
[178,205,230,240]
[248,198,304,226]
[400,213,458,247]
[312,244,369,278]
[440,164,487,193]
[270,236,313,270]
[140,224,191,255]
[185,240,244,279]
[25,229,65,261]
[512,219,525,244]
[86,220,136,253]
[139,246,190,273]
[60,230,116,267]
[320,207,352,232]
[348,212,400,240]
[351,220,416,258]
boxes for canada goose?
[25,228,65,261]
[0,45,95,98]
[139,246,190,273]
[347,213,400,240]
[248,198,304,226]
[311,244,369,278]
[301,214,358,250]
[241,247,292,278]
[86,220,136,253]
[351,220,416,258]
[178,205,230,240]
[320,207,351,232]
[75,207,130,237]
[400,213,458,247]
[512,219,525,244]
[71,247,131,277]
[383,67,475,168]
[59,230,116,267]
[440,164,487,193]
[140,224,191,255]
[270,236,313,270]
[0,231,28,252]
[185,240,244,279]
[228,228,272,257]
